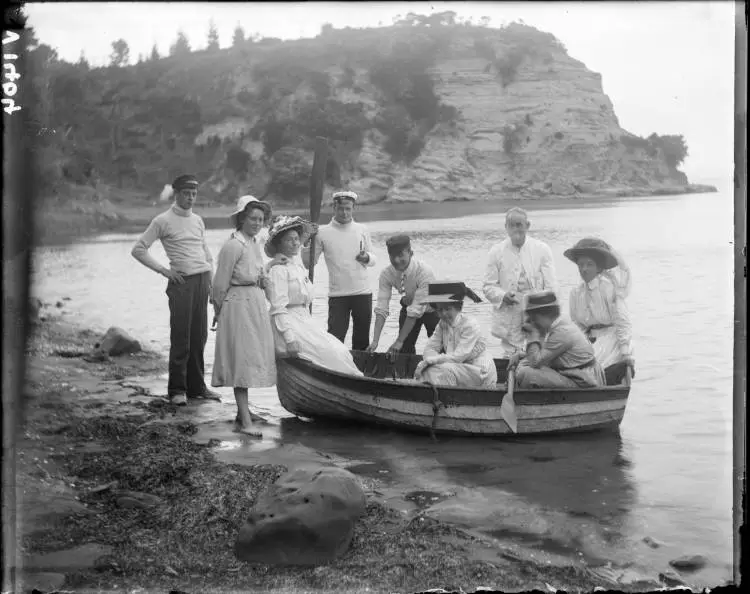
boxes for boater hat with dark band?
[172,174,199,191]
[524,290,560,312]
[419,281,483,305]
[563,237,618,270]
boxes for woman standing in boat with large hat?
[564,237,635,380]
[264,214,364,377]
[211,195,276,436]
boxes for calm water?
[33,191,735,585]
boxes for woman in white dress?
[211,196,276,436]
[564,237,635,380]
[264,215,364,377]
[414,281,498,389]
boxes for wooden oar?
[501,365,518,433]
[307,136,328,313]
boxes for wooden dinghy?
[276,351,632,437]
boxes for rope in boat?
[429,384,442,442]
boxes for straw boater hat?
[563,237,618,270]
[419,281,483,306]
[524,290,560,313]
[332,190,358,204]
[264,215,308,258]
[229,195,271,227]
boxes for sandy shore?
[11,307,679,593]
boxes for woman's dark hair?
[433,301,463,311]
[235,204,271,231]
[530,305,560,319]
[577,252,605,271]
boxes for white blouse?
[265,261,314,344]
[423,313,489,364]
[568,264,633,357]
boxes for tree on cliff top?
[207,20,220,51]
[648,133,689,169]
[232,24,245,47]
[110,39,130,67]
[170,30,191,56]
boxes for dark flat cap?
[386,234,411,254]
[172,174,199,191]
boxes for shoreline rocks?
[235,465,367,566]
[93,326,142,357]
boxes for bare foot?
[237,425,263,438]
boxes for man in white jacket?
[302,191,377,351]
[483,207,557,355]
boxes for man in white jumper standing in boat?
[301,190,377,351]
[131,174,220,405]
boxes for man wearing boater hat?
[131,174,219,405]
[301,190,377,351]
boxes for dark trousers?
[398,307,440,354]
[328,294,372,351]
[166,271,210,396]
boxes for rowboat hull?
[276,351,630,437]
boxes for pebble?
[642,535,666,549]
[669,554,708,572]
[659,570,688,586]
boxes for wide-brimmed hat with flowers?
[264,215,308,258]
[230,195,272,227]
[563,237,618,270]
[419,281,483,306]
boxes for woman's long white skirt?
[211,286,277,389]
[271,305,363,377]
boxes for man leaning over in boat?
[510,290,606,389]
[367,234,439,360]
[483,207,557,355]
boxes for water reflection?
[276,416,637,562]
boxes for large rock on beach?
[95,326,142,357]
[235,465,367,565]
[669,554,708,572]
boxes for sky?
[24,1,738,184]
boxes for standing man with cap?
[483,207,557,355]
[131,174,219,405]
[367,234,438,359]
[301,190,377,351]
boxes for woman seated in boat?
[264,215,364,377]
[512,290,606,389]
[413,281,498,389]
[564,237,635,381]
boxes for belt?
[586,324,613,332]
[230,281,257,287]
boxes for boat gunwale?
[278,354,630,396]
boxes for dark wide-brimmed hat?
[172,174,199,192]
[563,237,618,270]
[386,234,411,255]
[230,195,272,227]
[524,290,560,313]
[419,281,482,305]
[264,215,308,258]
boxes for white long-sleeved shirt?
[132,206,213,276]
[482,236,557,348]
[374,257,435,320]
[569,263,633,361]
[301,218,377,297]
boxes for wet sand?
[13,310,677,593]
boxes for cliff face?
[39,21,708,205]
